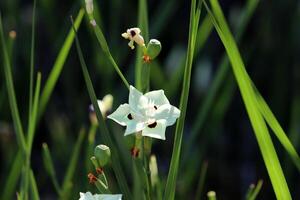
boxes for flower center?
[130,30,136,37]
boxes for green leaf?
[246,180,263,200]
[254,86,300,172]
[29,170,40,200]
[42,143,61,194]
[87,13,130,89]
[204,0,292,198]
[60,128,85,199]
[1,150,23,200]
[164,0,202,199]
[0,13,27,153]
[28,0,37,126]
[39,9,85,117]
[72,20,132,199]
[183,0,259,167]
[27,72,41,153]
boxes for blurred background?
[1,0,300,199]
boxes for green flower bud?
[90,156,100,169]
[94,144,111,167]
[146,39,161,60]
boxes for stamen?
[154,105,157,110]
[87,173,97,184]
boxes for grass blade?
[0,13,27,153]
[204,0,291,198]
[42,143,61,194]
[164,0,202,199]
[86,14,130,89]
[183,0,259,166]
[246,180,263,200]
[164,14,213,97]
[60,128,85,199]
[29,170,40,200]
[28,0,37,125]
[1,150,23,200]
[194,161,208,200]
[39,9,85,116]
[27,72,41,153]
[254,87,300,172]
[72,19,132,199]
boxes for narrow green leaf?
[28,0,37,125]
[195,161,208,200]
[60,128,85,199]
[1,150,23,200]
[72,20,132,199]
[27,72,41,153]
[42,143,61,194]
[0,13,27,153]
[86,14,130,89]
[23,72,41,200]
[164,14,213,97]
[29,170,40,200]
[183,0,259,166]
[254,87,300,172]
[164,0,202,199]
[39,9,85,116]
[204,0,291,198]
[247,180,263,200]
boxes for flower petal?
[129,85,148,112]
[144,90,169,106]
[107,104,131,126]
[154,104,180,126]
[133,35,145,46]
[124,121,145,136]
[95,194,122,200]
[79,192,122,200]
[142,119,167,140]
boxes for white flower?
[79,192,122,200]
[108,86,180,140]
[121,28,145,49]
[85,0,94,14]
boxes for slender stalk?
[72,18,132,199]
[39,9,85,117]
[0,13,27,154]
[28,0,36,128]
[194,161,208,200]
[204,0,291,198]
[164,0,202,199]
[86,13,130,89]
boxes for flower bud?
[90,156,100,169]
[85,0,94,15]
[94,145,111,167]
[146,39,161,60]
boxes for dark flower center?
[148,122,157,128]
[127,113,133,120]
[130,30,136,37]
[154,105,157,110]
